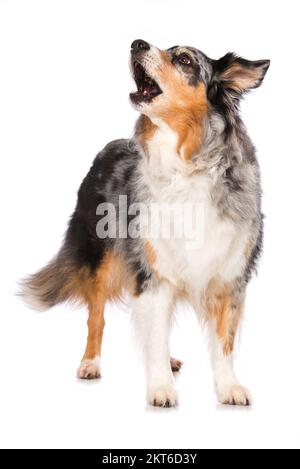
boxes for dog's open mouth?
[130,62,162,104]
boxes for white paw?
[217,384,252,406]
[77,357,101,380]
[148,384,178,408]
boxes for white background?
[0,0,299,450]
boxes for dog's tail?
[19,248,76,312]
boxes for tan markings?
[82,292,105,361]
[205,281,244,356]
[68,252,136,363]
[221,63,262,92]
[147,50,208,160]
[244,239,254,261]
[65,251,133,305]
[144,241,156,267]
[144,241,162,281]
[80,252,124,362]
[136,114,157,152]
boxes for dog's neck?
[135,110,207,161]
[135,110,244,176]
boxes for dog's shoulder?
[75,139,140,216]
[93,138,140,167]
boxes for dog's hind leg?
[170,357,182,372]
[77,291,106,380]
[76,251,126,380]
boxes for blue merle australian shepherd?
[21,40,270,407]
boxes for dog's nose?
[131,39,150,54]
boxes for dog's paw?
[170,357,183,372]
[217,384,252,406]
[77,357,101,380]
[148,384,178,408]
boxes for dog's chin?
[130,61,162,109]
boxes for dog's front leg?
[205,282,252,406]
[134,280,177,407]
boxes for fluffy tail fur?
[19,249,75,312]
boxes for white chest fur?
[140,125,248,294]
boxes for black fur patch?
[65,140,139,274]
[224,166,243,192]
[63,139,153,295]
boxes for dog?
[21,40,270,407]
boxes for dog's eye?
[177,54,192,65]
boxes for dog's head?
[130,40,210,118]
[130,40,270,156]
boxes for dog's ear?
[213,53,270,94]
